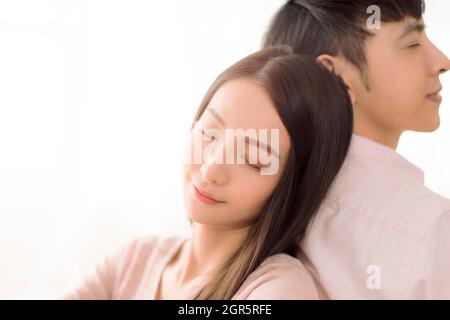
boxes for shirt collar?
[348,134,425,183]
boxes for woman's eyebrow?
[206,107,280,159]
[245,136,280,159]
[206,107,226,128]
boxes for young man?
[263,0,450,299]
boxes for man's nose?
[428,39,450,76]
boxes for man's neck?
[353,119,401,149]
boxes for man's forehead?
[368,17,425,40]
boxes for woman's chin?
[185,212,220,226]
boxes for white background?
[0,0,448,299]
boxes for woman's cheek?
[232,175,278,209]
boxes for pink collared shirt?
[300,134,450,299]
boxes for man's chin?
[409,116,441,132]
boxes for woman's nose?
[200,142,229,186]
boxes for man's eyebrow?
[206,107,226,128]
[397,21,426,41]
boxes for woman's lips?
[191,183,224,205]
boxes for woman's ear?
[316,54,357,106]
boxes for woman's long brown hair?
[189,46,353,299]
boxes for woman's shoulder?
[63,235,187,300]
[124,234,187,252]
[233,253,319,300]
[117,234,187,265]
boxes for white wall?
[0,0,448,299]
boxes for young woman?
[64,46,353,300]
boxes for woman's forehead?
[206,79,285,131]
[204,78,291,154]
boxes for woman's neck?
[175,222,251,286]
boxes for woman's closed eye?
[200,128,271,171]
[241,154,271,171]
[244,157,261,170]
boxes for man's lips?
[426,87,443,103]
[192,183,225,204]
[426,92,442,103]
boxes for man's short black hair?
[263,0,425,82]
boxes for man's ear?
[316,54,336,72]
[316,54,357,106]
